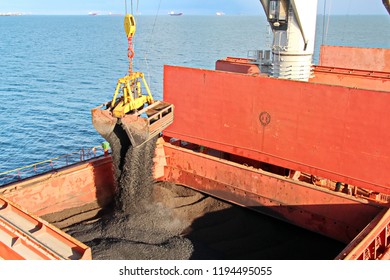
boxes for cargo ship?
[169,11,183,16]
[0,0,389,260]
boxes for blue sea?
[0,15,389,176]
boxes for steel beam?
[336,208,390,260]
[0,196,91,260]
[160,142,382,243]
[311,66,390,92]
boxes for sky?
[0,0,388,16]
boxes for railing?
[336,208,390,260]
[0,146,109,186]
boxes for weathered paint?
[336,208,390,260]
[161,142,382,243]
[216,55,390,92]
[1,156,115,216]
[0,196,91,260]
[311,66,390,92]
[319,45,390,72]
[216,57,261,75]
[163,65,390,195]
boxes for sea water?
[0,15,389,173]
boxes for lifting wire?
[325,0,332,45]
[124,0,160,86]
[124,0,133,14]
[143,0,163,89]
[124,0,135,74]
[321,0,326,45]
[344,0,352,44]
[321,0,332,46]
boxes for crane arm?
[384,0,390,14]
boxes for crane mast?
[259,0,318,81]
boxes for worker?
[335,182,342,192]
[102,141,110,156]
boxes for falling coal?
[65,124,195,260]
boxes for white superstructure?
[259,0,318,81]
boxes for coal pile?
[60,124,344,260]
[65,124,195,260]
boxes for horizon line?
[1,12,387,16]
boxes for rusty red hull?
[1,156,115,216]
[318,45,390,72]
[1,147,389,259]
[159,142,381,244]
[163,65,390,194]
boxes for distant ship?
[108,12,122,16]
[0,12,23,16]
[169,11,183,16]
[88,12,98,16]
[216,12,225,16]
